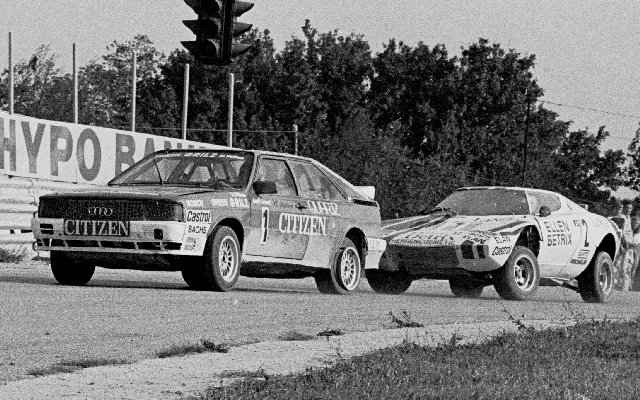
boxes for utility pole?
[522,88,531,187]
[227,72,234,147]
[8,32,14,114]
[130,50,137,132]
[73,43,78,123]
[182,63,190,140]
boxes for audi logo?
[87,207,114,217]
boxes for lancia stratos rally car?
[32,149,387,294]
[371,187,619,303]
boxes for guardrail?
[0,175,93,245]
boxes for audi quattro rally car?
[32,149,386,294]
[369,187,619,303]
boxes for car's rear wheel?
[449,279,484,298]
[367,270,412,294]
[198,226,240,292]
[315,238,361,295]
[50,251,95,286]
[494,246,540,301]
[578,251,613,303]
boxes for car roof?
[154,148,371,201]
[156,148,314,163]
[458,186,563,197]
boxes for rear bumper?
[32,218,206,256]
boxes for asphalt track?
[1,261,639,392]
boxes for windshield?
[435,189,530,216]
[109,151,254,189]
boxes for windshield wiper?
[419,206,457,216]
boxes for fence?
[0,111,222,247]
[0,175,92,245]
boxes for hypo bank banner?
[0,111,223,185]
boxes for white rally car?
[370,187,619,302]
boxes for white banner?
[0,111,224,185]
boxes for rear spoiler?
[354,186,375,200]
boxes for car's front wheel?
[50,251,95,286]
[181,267,204,290]
[493,246,540,301]
[578,251,613,303]
[315,238,362,295]
[367,270,412,294]
[449,279,484,298]
[198,226,240,291]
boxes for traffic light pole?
[227,72,234,147]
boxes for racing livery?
[370,187,619,303]
[32,149,386,294]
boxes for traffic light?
[182,0,254,65]
[222,1,254,62]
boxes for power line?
[539,99,640,120]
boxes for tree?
[0,45,74,122]
[79,34,167,129]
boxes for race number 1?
[261,207,269,244]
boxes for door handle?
[296,203,307,210]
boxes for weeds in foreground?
[499,302,533,333]
[0,246,27,263]
[317,329,344,337]
[156,339,231,358]
[277,330,317,341]
[27,357,128,376]
[388,310,424,328]
[200,319,640,400]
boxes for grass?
[198,319,640,400]
[277,330,317,341]
[156,339,232,358]
[27,357,128,376]
[0,246,28,263]
[388,310,424,328]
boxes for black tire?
[494,246,540,301]
[315,238,362,295]
[578,251,614,303]
[449,279,484,298]
[367,270,412,294]
[181,267,204,290]
[632,271,640,292]
[50,251,95,286]
[198,226,241,292]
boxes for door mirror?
[253,180,277,195]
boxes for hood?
[383,214,534,246]
[41,185,236,202]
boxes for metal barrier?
[0,175,94,245]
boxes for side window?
[528,192,562,214]
[254,158,297,197]
[290,161,344,201]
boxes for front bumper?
[32,218,206,256]
[383,244,502,275]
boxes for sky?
[2,0,640,153]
